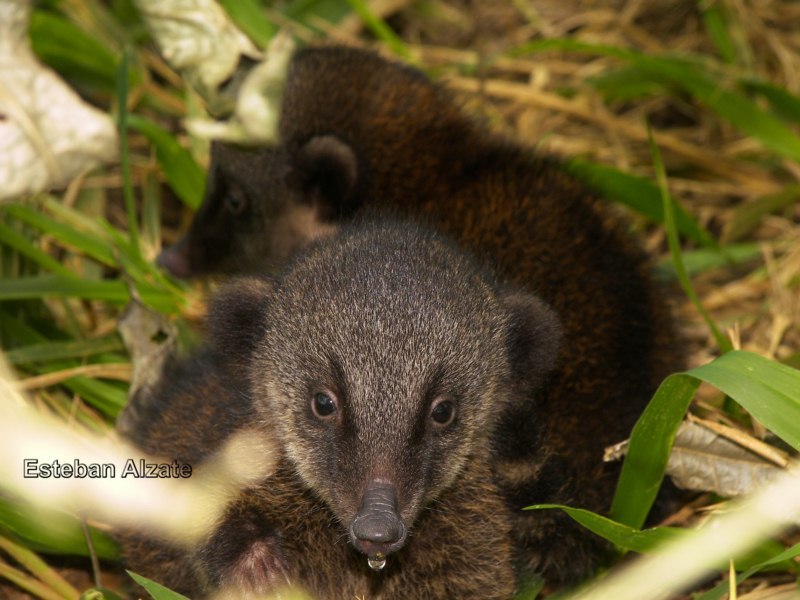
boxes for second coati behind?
[122,220,562,598]
[156,47,680,583]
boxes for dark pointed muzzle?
[349,480,407,557]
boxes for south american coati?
[121,220,562,598]
[156,47,679,583]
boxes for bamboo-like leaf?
[611,351,800,529]
[525,504,683,553]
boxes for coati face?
[158,137,359,278]
[210,222,561,562]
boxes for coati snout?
[207,220,562,566]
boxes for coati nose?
[157,238,192,279]
[349,480,407,557]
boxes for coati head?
[208,221,561,562]
[158,137,357,278]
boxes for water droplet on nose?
[368,553,386,571]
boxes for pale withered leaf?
[0,0,117,202]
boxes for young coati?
[156,46,679,583]
[122,220,563,598]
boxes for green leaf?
[691,352,800,450]
[127,572,191,600]
[525,505,683,553]
[610,375,700,529]
[128,115,206,210]
[0,496,119,559]
[219,0,276,48]
[611,351,800,529]
[565,159,716,247]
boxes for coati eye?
[311,391,338,419]
[224,185,247,216]
[430,398,456,427]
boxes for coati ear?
[206,277,275,361]
[293,135,360,217]
[500,292,563,390]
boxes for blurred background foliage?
[1,0,799,598]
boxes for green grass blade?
[725,185,800,243]
[2,205,116,267]
[511,39,800,162]
[117,46,141,260]
[525,505,683,552]
[126,572,190,600]
[699,3,737,64]
[743,81,800,124]
[4,336,124,366]
[0,222,72,276]
[344,0,411,60]
[0,535,81,599]
[656,243,761,278]
[0,275,179,313]
[29,10,118,92]
[565,159,717,247]
[649,125,733,353]
[218,0,276,48]
[696,541,800,600]
[127,115,206,210]
[0,497,119,560]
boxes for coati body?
[123,221,562,598]
[155,47,679,583]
